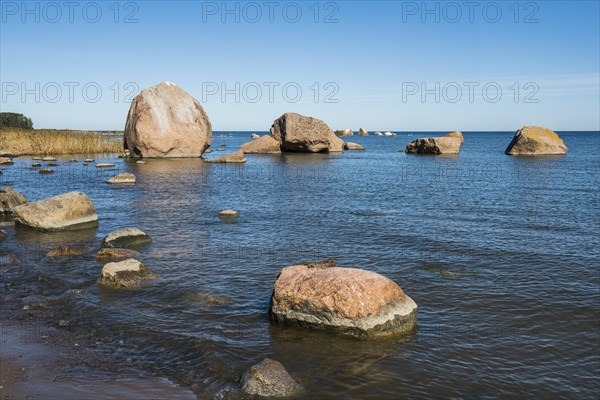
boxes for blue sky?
[1,0,599,131]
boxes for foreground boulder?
[96,247,140,261]
[328,132,345,152]
[124,82,212,158]
[99,258,158,288]
[505,126,568,155]
[335,128,353,137]
[241,135,281,154]
[101,227,152,248]
[405,136,462,154]
[0,187,28,216]
[358,128,369,136]
[207,149,247,163]
[270,113,332,153]
[13,192,98,231]
[344,142,365,151]
[241,358,302,398]
[107,172,136,184]
[445,131,464,143]
[270,262,417,337]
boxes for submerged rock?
[505,126,568,155]
[107,172,136,184]
[207,149,247,163]
[46,244,88,258]
[13,192,98,231]
[124,82,212,158]
[270,263,417,337]
[219,209,240,219]
[98,258,158,288]
[96,247,141,261]
[241,358,302,398]
[39,168,54,174]
[0,187,28,216]
[344,142,365,151]
[270,113,332,153]
[241,135,281,154]
[405,136,462,154]
[0,229,6,241]
[101,227,152,249]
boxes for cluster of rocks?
[405,131,464,155]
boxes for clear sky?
[1,0,599,131]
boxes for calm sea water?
[1,131,599,399]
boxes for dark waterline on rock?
[1,131,599,398]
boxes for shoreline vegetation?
[0,128,122,156]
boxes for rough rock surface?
[46,245,88,258]
[101,227,152,249]
[335,129,353,137]
[241,358,302,398]
[99,258,158,288]
[505,126,568,155]
[328,132,345,152]
[96,248,141,261]
[241,135,281,154]
[13,192,98,231]
[270,263,418,337]
[0,187,28,216]
[207,149,247,163]
[405,137,462,154]
[344,142,365,151]
[270,113,332,153]
[358,128,369,136]
[124,82,212,158]
[107,172,136,184]
[445,131,464,143]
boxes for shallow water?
[1,131,599,398]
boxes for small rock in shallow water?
[101,227,152,248]
[0,157,13,165]
[208,150,246,163]
[107,172,136,184]
[219,210,240,219]
[31,162,41,167]
[46,244,88,258]
[136,160,146,164]
[32,156,41,160]
[95,163,115,168]
[96,247,140,261]
[84,159,95,163]
[241,358,302,398]
[46,162,59,167]
[42,157,57,161]
[344,142,365,151]
[39,168,54,174]
[98,258,158,288]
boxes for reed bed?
[0,128,122,156]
